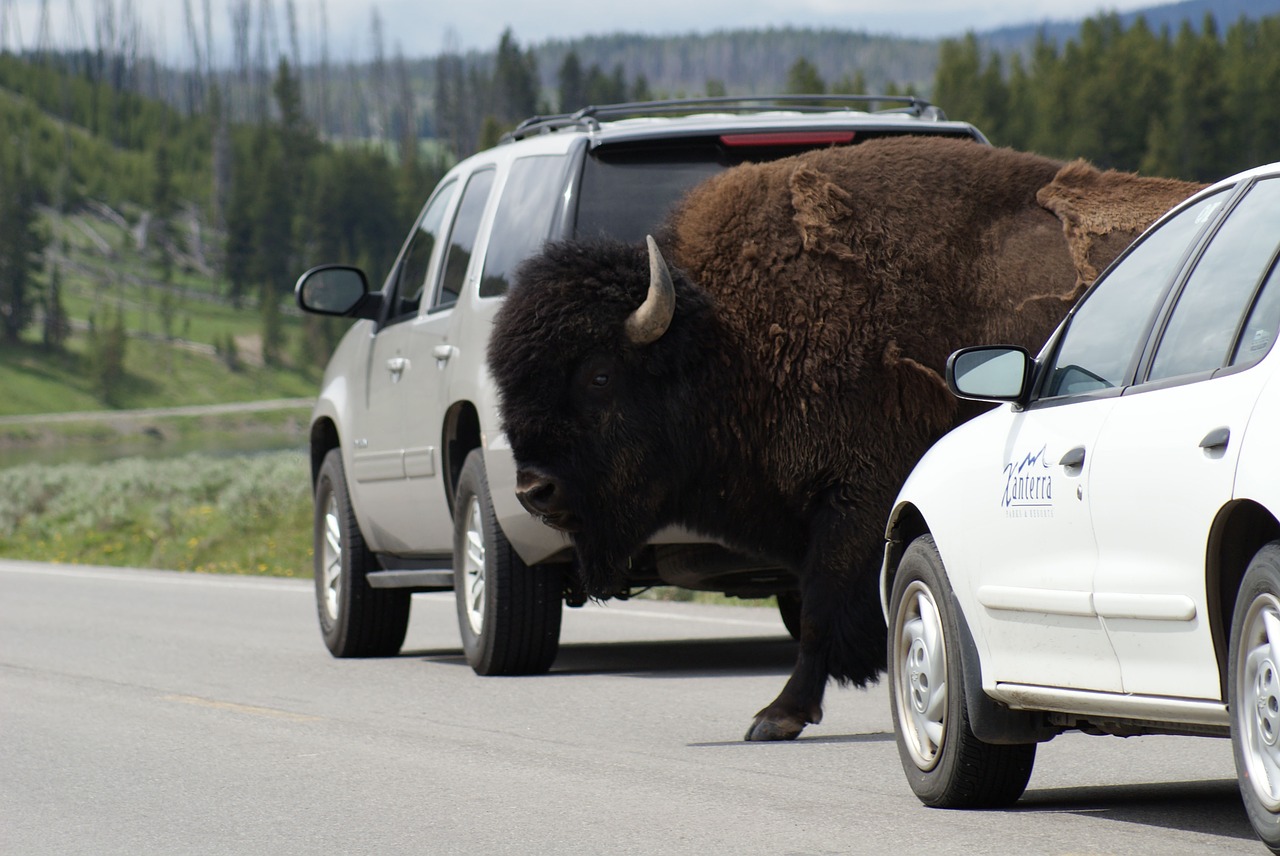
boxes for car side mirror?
[295,265,382,320]
[946,346,1032,402]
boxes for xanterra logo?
[1003,445,1054,516]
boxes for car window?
[479,155,568,298]
[1233,255,1280,366]
[1148,177,1280,381]
[434,168,496,310]
[1042,189,1229,398]
[387,180,456,324]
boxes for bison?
[488,135,1203,741]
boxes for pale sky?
[2,0,1170,63]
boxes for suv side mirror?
[946,346,1032,402]
[295,265,382,320]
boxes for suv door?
[350,178,459,552]
[1089,176,1280,699]
[391,167,498,553]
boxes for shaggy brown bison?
[488,135,1202,741]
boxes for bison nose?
[515,467,567,518]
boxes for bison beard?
[489,136,1204,741]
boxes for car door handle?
[387,357,409,378]
[432,345,456,364]
[1059,446,1086,469]
[1199,426,1230,451]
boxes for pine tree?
[0,149,45,344]
[558,50,586,112]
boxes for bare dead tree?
[393,46,417,167]
[370,7,389,141]
[315,0,330,136]
[36,0,52,59]
[229,0,251,118]
[183,0,206,112]
[285,0,300,74]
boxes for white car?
[881,160,1280,851]
[294,96,990,676]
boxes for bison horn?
[625,235,676,345]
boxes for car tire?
[889,534,1036,808]
[777,591,802,641]
[1228,540,1280,854]
[313,448,411,657]
[453,449,563,676]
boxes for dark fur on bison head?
[490,237,722,597]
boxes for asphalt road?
[0,559,1264,855]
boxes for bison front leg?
[745,505,888,741]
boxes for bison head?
[488,236,716,597]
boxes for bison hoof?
[744,714,806,742]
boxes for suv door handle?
[432,345,456,364]
[387,357,408,379]
[1199,426,1230,451]
[1059,446,1086,469]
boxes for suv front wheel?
[313,448,411,657]
[455,447,565,675]
[453,449,563,675]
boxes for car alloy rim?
[321,491,342,622]
[1238,592,1280,811]
[894,579,948,771]
[462,495,486,636]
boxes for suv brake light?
[719,131,856,147]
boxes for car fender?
[1234,357,1280,517]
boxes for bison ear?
[625,235,676,346]
[788,165,857,261]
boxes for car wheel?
[889,534,1036,808]
[777,591,802,641]
[453,449,563,676]
[1228,540,1280,853]
[313,448,410,657]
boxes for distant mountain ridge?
[521,0,1280,101]
[980,0,1280,52]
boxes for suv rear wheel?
[453,449,563,675]
[314,448,411,657]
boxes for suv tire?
[453,449,563,675]
[313,448,411,657]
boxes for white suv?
[294,96,989,676]
[880,160,1280,850]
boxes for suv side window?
[479,155,569,298]
[387,180,456,324]
[1149,178,1280,381]
[1042,190,1228,398]
[434,168,495,310]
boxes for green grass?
[0,450,313,577]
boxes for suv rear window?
[573,131,982,245]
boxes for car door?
[974,188,1230,692]
[1090,175,1280,699]
[349,178,460,552]
[393,167,498,553]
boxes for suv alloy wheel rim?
[462,496,487,636]
[321,492,342,622]
[1239,592,1280,811]
[895,579,948,771]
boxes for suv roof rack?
[503,94,947,143]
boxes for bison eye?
[590,372,610,388]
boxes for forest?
[0,5,1279,406]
